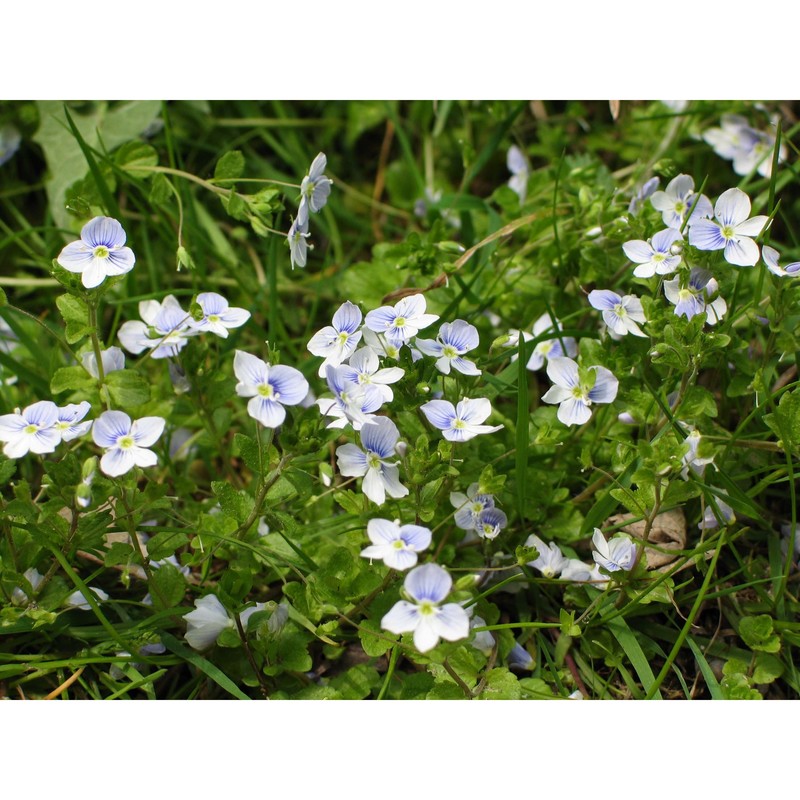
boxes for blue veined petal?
[479,507,507,529]
[395,294,426,321]
[129,445,158,469]
[421,400,455,430]
[442,319,479,352]
[688,219,726,251]
[381,600,421,634]
[367,518,400,545]
[383,547,419,571]
[714,187,751,227]
[130,416,166,448]
[56,241,93,272]
[734,215,768,238]
[430,603,470,644]
[269,365,309,406]
[414,337,444,357]
[587,367,619,403]
[380,464,409,499]
[546,356,580,390]
[674,293,705,320]
[399,524,432,551]
[307,152,327,182]
[651,227,682,253]
[588,289,620,312]
[724,237,759,267]
[335,443,368,477]
[105,247,136,275]
[687,193,713,223]
[247,396,286,428]
[82,216,127,249]
[234,350,270,389]
[364,305,397,332]
[556,397,592,426]
[310,178,332,213]
[100,447,137,477]
[451,356,481,376]
[24,400,59,427]
[92,410,131,447]
[360,416,400,459]
[332,301,363,334]
[361,385,385,414]
[405,562,452,604]
[455,397,491,425]
[666,173,695,201]
[622,239,654,263]
[362,468,387,504]
[602,309,626,335]
[197,292,228,316]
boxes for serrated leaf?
[214,151,245,182]
[145,530,189,562]
[476,667,522,699]
[50,365,94,395]
[212,481,254,526]
[739,615,781,653]
[148,564,186,611]
[105,369,151,407]
[56,294,92,344]
[752,653,784,685]
[104,541,135,567]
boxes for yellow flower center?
[93,245,110,259]
[24,423,38,435]
[258,383,274,398]
[118,435,134,450]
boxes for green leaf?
[50,365,94,395]
[764,389,800,454]
[104,369,151,407]
[212,481,255,526]
[56,294,92,344]
[739,615,781,653]
[358,618,393,658]
[601,611,662,699]
[476,667,522,700]
[330,664,380,699]
[148,564,186,611]
[214,151,245,182]
[752,653,784,685]
[114,140,158,170]
[145,530,189,562]
[686,636,723,700]
[426,679,466,700]
[104,541,135,567]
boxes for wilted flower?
[421,397,503,442]
[336,417,409,505]
[234,351,309,428]
[688,188,768,267]
[360,518,432,570]
[0,400,61,458]
[11,567,44,605]
[587,290,647,337]
[628,176,659,216]
[416,319,481,376]
[592,529,638,573]
[92,411,165,477]
[57,216,136,289]
[699,496,735,530]
[507,642,535,671]
[541,357,619,426]
[381,563,470,653]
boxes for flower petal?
[557,397,592,426]
[131,416,166,448]
[92,410,131,447]
[546,357,579,390]
[420,400,455,431]
[404,562,452,604]
[715,187,751,227]
[724,237,759,267]
[431,603,470,643]
[381,600,421,634]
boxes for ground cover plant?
[0,99,798,700]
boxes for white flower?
[649,174,712,230]
[507,145,529,203]
[360,518,432,570]
[317,364,383,430]
[381,563,470,653]
[622,228,683,278]
[762,246,800,278]
[300,152,333,214]
[525,534,569,578]
[688,188,768,267]
[541,357,619,426]
[592,529,638,573]
[680,428,714,480]
[233,351,310,428]
[57,216,136,289]
[65,587,109,610]
[560,558,608,588]
[92,411,165,477]
[364,294,438,344]
[587,290,647,337]
[335,416,409,505]
[0,400,60,458]
[12,567,44,605]
[189,292,250,338]
[81,347,125,378]
[288,205,310,270]
[184,594,235,650]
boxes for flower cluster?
[288,152,333,269]
[0,400,92,458]
[703,113,786,178]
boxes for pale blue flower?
[306,301,363,377]
[381,563,470,653]
[81,346,125,378]
[0,400,60,458]
[365,294,438,344]
[451,483,495,530]
[649,174,712,229]
[663,268,726,324]
[360,518,432,570]
[415,319,481,376]
[57,216,136,289]
[338,347,404,403]
[11,567,44,606]
[628,176,659,216]
[335,416,409,505]
[118,295,194,359]
[184,594,234,650]
[475,507,507,540]
[65,587,109,610]
[623,228,683,278]
[287,206,310,270]
[317,364,383,430]
[300,152,333,214]
[588,290,647,337]
[688,188,768,267]
[507,145,529,203]
[54,401,92,442]
[0,124,21,166]
[592,529,638,573]
[507,312,577,371]
[421,397,503,442]
[762,246,800,278]
[699,496,735,530]
[507,642,535,671]
[680,428,714,480]
[560,558,607,587]
[189,292,250,338]
[233,351,309,428]
[92,411,165,477]
[541,357,619,426]
[525,533,569,578]
[703,114,786,178]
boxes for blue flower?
[506,312,577,371]
[507,145,529,203]
[541,357,619,426]
[118,295,195,359]
[57,217,136,289]
[381,563,470,653]
[525,534,569,578]
[317,364,383,430]
[703,114,786,178]
[81,347,125,378]
[365,294,439,344]
[475,507,507,540]
[300,152,333,214]
[592,529,638,573]
[189,292,251,338]
[92,410,165,477]
[360,518,431,570]
[628,176,659,216]
[287,204,310,270]
[54,401,92,442]
[688,188,768,267]
[338,347,404,403]
[421,397,503,442]
[663,268,726,324]
[415,319,481,376]
[335,416,409,505]
[0,400,60,458]
[233,351,310,428]
[450,483,495,530]
[307,301,363,376]
[587,290,647,337]
[623,228,683,278]
[763,246,800,278]
[649,174,712,229]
